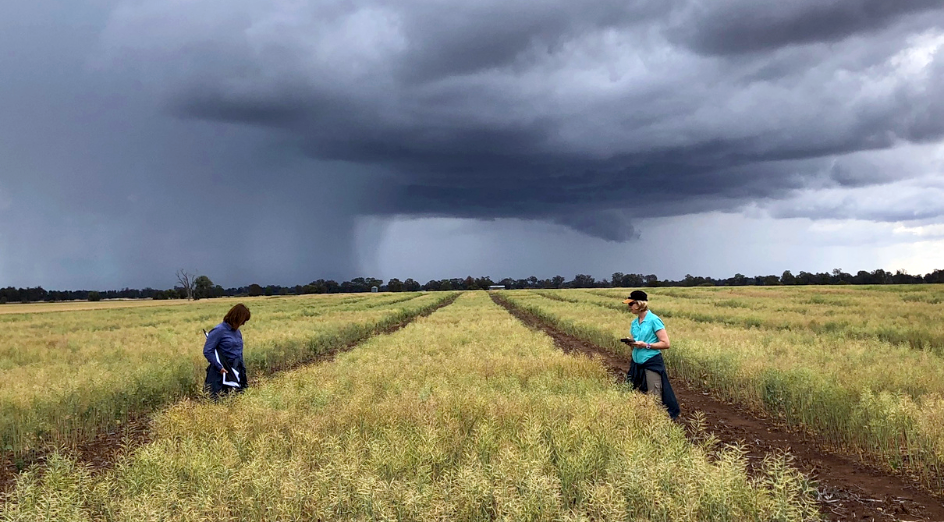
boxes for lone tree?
[176,269,198,301]
[193,275,215,299]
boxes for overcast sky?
[2,0,944,289]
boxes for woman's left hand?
[632,340,648,348]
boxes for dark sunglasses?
[627,301,637,306]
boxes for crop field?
[2,286,943,520]
[500,285,944,492]
[1,292,818,521]
[0,292,456,455]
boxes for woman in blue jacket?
[623,290,680,419]
[203,303,251,398]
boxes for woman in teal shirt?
[623,290,680,418]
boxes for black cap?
[622,290,648,303]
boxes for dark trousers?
[204,364,247,399]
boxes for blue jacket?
[627,353,680,419]
[203,322,244,372]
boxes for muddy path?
[491,293,944,522]
[1,293,460,496]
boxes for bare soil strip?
[0,293,460,496]
[491,293,944,522]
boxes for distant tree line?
[1,268,942,304]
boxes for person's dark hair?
[224,303,251,328]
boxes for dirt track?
[491,292,944,522]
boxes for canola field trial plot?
[0,292,455,455]
[1,292,818,521]
[500,286,944,493]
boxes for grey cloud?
[0,0,369,288]
[763,172,944,223]
[94,0,944,242]
[671,0,944,56]
[398,0,672,81]
[551,209,640,243]
[768,199,944,223]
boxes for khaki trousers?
[645,370,663,398]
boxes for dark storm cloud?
[396,0,672,81]
[672,0,944,56]
[551,210,641,243]
[95,0,944,242]
[0,0,374,288]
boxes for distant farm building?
[371,286,379,293]
[488,285,505,290]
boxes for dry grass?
[503,287,944,492]
[0,299,197,315]
[0,292,454,455]
[1,292,819,521]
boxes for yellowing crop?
[501,285,944,492]
[1,292,818,521]
[0,292,455,454]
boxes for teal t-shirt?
[630,311,665,364]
